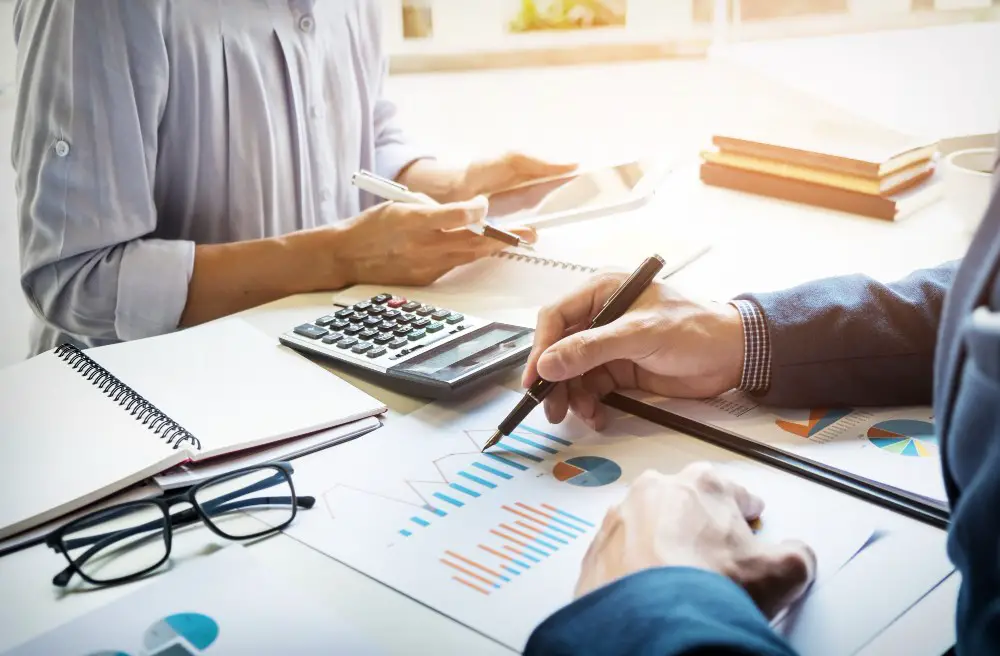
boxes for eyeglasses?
[41,462,313,587]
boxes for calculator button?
[363,316,382,327]
[393,325,413,336]
[379,321,397,331]
[373,332,394,345]
[368,305,386,316]
[412,317,431,329]
[336,337,358,349]
[359,329,378,340]
[331,319,350,330]
[431,309,451,321]
[416,305,435,316]
[343,324,363,335]
[321,333,343,345]
[350,312,368,322]
[353,301,372,312]
[396,314,414,324]
[387,297,407,309]
[401,301,421,312]
[335,308,354,319]
[371,294,393,305]
[382,309,401,320]
[367,347,388,358]
[407,330,426,341]
[352,342,373,354]
[314,315,337,327]
[427,322,444,333]
[389,338,407,349]
[293,324,328,340]
[446,313,465,325]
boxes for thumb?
[744,540,817,619]
[536,320,648,381]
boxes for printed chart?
[867,419,937,457]
[552,456,622,487]
[776,409,852,438]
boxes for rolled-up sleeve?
[13,0,194,344]
[373,91,433,183]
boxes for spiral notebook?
[0,318,387,540]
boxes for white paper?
[266,386,874,651]
[88,318,387,458]
[629,390,948,505]
[153,416,382,489]
[2,546,380,656]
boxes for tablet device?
[485,158,671,229]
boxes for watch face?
[395,325,533,383]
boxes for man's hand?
[522,273,746,429]
[398,153,578,203]
[576,464,816,620]
[324,196,535,287]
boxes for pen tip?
[482,430,503,452]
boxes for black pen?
[482,254,666,452]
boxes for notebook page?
[87,319,387,460]
[0,352,180,539]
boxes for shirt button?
[298,14,315,33]
[54,140,70,157]
[310,104,324,119]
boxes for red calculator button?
[387,297,407,309]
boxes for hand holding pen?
[483,255,666,451]
[352,170,533,249]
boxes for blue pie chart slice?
[143,613,219,652]
[553,456,622,487]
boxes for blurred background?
[0,0,997,369]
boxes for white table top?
[0,160,969,654]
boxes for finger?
[403,196,489,230]
[749,540,817,618]
[536,318,651,382]
[522,274,627,387]
[511,225,538,244]
[567,377,599,429]
[543,382,570,424]
[579,367,621,430]
[509,152,579,177]
[683,463,765,521]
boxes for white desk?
[0,160,969,654]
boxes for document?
[265,386,875,651]
[2,546,378,655]
[625,390,947,507]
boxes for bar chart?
[440,502,595,595]
[397,426,575,538]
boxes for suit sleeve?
[735,261,958,408]
[525,568,796,656]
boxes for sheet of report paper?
[626,390,948,507]
[258,385,874,652]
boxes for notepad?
[0,318,387,540]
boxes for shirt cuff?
[115,238,195,341]
[730,299,772,393]
[375,143,435,185]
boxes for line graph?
[319,423,578,544]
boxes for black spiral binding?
[494,251,597,273]
[54,343,201,451]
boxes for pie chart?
[867,419,937,458]
[143,613,219,653]
[553,456,622,487]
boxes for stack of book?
[699,119,943,221]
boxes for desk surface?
[0,38,979,653]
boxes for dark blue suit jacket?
[526,159,1000,655]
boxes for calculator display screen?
[395,325,533,382]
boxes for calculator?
[279,293,535,399]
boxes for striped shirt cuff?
[730,300,772,393]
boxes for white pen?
[351,170,530,248]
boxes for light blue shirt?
[12,0,429,355]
